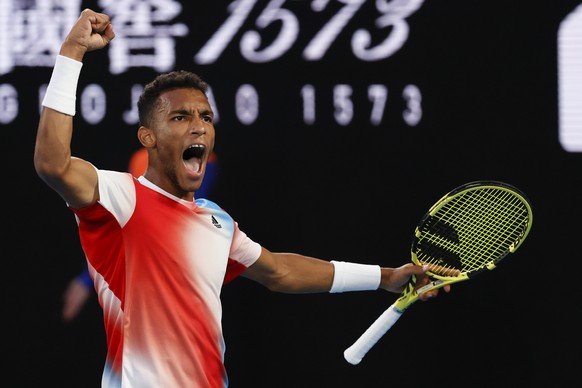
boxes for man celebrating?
[35,9,448,387]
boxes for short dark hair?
[138,70,209,127]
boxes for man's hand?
[60,8,115,61]
[62,277,92,322]
[380,263,451,301]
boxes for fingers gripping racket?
[343,181,533,365]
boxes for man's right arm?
[34,9,115,209]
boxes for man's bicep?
[55,157,100,209]
[241,247,279,285]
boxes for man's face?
[148,87,215,199]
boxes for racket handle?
[344,304,403,365]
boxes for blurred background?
[3,0,582,386]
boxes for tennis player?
[35,9,449,387]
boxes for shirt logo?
[211,215,222,229]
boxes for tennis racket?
[343,180,533,365]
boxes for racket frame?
[343,180,533,364]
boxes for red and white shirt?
[72,170,262,387]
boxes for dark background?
[3,1,582,386]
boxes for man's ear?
[138,126,155,147]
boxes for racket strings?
[415,187,530,272]
[442,190,528,263]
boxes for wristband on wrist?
[42,55,83,116]
[329,261,381,293]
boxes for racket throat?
[416,279,444,294]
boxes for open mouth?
[183,144,205,174]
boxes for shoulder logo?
[211,215,222,229]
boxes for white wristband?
[329,261,381,293]
[42,55,83,116]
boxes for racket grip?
[343,304,403,365]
